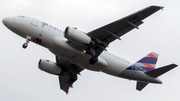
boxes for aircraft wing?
[56,56,84,94]
[87,6,163,57]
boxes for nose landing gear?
[22,43,28,48]
[86,48,98,65]
[22,36,31,49]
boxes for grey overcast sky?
[1,0,180,101]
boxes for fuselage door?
[31,18,38,27]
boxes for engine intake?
[64,27,91,45]
[38,59,61,75]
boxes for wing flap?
[59,76,70,94]
[107,20,143,43]
[56,56,84,94]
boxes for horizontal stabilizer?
[145,64,177,78]
[136,81,149,91]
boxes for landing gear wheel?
[89,56,98,64]
[22,43,28,49]
[22,36,31,49]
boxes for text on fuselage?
[41,22,62,32]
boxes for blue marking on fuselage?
[41,22,62,32]
[126,64,154,72]
[42,22,48,27]
[140,67,154,71]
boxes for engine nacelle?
[38,59,61,75]
[64,27,91,45]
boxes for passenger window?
[31,18,38,27]
[18,16,25,18]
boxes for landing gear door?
[31,18,38,27]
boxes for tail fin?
[135,52,158,71]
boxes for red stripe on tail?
[142,63,155,68]
[148,53,157,58]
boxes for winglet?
[67,91,70,95]
[160,6,164,10]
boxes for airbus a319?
[3,6,177,94]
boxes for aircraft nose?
[2,17,9,26]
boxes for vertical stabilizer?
[135,52,158,71]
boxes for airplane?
[2,6,177,94]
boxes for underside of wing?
[56,56,84,94]
[88,6,163,43]
[87,6,163,57]
[59,76,71,93]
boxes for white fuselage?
[4,16,131,76]
[3,16,162,84]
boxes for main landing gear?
[86,48,98,65]
[89,56,98,65]
[22,36,31,49]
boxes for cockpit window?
[18,16,25,18]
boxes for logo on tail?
[127,52,158,71]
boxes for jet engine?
[38,59,61,75]
[64,27,92,45]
